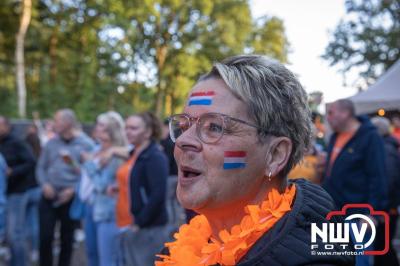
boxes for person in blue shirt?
[81,111,126,266]
[36,109,95,266]
[0,153,7,244]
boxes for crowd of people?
[288,99,400,266]
[0,54,399,266]
[0,109,178,266]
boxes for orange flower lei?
[156,185,296,266]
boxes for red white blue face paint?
[223,151,247,170]
[188,91,215,106]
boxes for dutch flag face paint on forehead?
[223,151,247,170]
[188,91,215,106]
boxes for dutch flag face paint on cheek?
[223,151,247,170]
[188,91,215,106]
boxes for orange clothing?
[329,131,355,169]
[115,154,136,228]
[392,128,400,144]
[156,185,296,266]
[288,155,318,183]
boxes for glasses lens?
[169,115,190,142]
[198,113,224,144]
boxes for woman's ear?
[264,136,292,177]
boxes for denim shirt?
[0,154,7,240]
[0,155,7,205]
[83,156,122,222]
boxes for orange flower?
[156,185,296,266]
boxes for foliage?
[323,0,400,86]
[0,0,289,121]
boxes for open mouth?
[181,166,202,178]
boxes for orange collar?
[156,185,296,266]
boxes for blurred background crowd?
[0,100,400,265]
[0,0,399,265]
[0,109,185,266]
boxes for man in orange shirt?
[323,99,388,208]
[323,99,387,210]
[391,115,400,145]
[322,99,388,266]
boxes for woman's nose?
[175,124,202,152]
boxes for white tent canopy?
[349,59,400,115]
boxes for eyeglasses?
[168,112,269,144]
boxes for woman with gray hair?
[157,55,354,265]
[94,111,127,146]
[81,111,126,266]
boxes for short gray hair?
[97,111,127,146]
[371,116,390,136]
[335,99,356,117]
[58,108,78,129]
[199,55,312,176]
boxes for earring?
[268,171,272,181]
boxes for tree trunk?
[154,45,168,116]
[170,90,176,115]
[155,81,164,116]
[15,0,32,118]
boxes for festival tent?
[349,59,400,115]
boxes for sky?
[250,0,359,107]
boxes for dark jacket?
[0,133,37,194]
[160,135,178,176]
[159,179,355,265]
[382,135,400,209]
[237,179,354,266]
[322,116,388,211]
[25,132,41,158]
[129,141,169,228]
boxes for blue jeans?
[0,156,7,243]
[349,219,373,266]
[25,187,41,251]
[116,227,130,266]
[7,192,29,266]
[84,205,119,266]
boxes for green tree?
[0,0,290,121]
[109,0,289,116]
[249,16,289,63]
[308,91,323,113]
[0,0,20,117]
[323,0,400,86]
